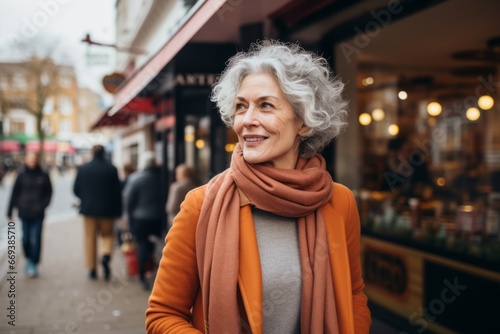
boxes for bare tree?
[27,57,59,163]
[1,37,66,164]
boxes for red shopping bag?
[121,232,138,277]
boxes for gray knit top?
[252,208,302,334]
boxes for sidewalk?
[0,215,151,334]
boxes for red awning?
[121,97,155,113]
[0,140,21,153]
[108,0,227,116]
[90,108,131,131]
[90,97,155,131]
[25,140,59,153]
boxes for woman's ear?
[298,125,310,137]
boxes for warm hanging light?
[466,107,480,121]
[196,139,205,149]
[388,124,399,136]
[427,102,442,116]
[437,177,446,186]
[398,91,408,100]
[478,95,494,110]
[359,113,372,126]
[362,77,374,86]
[372,108,385,121]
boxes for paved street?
[0,214,150,334]
[0,169,151,334]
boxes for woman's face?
[233,73,306,169]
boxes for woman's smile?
[233,73,306,169]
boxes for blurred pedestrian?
[124,151,164,290]
[7,152,52,278]
[165,163,197,229]
[117,162,136,246]
[146,40,371,333]
[73,144,122,281]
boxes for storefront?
[155,43,239,184]
[277,0,500,332]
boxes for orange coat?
[146,182,371,333]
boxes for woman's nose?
[242,105,259,127]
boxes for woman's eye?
[235,104,245,111]
[261,102,273,109]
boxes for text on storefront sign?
[363,246,408,295]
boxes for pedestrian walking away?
[73,144,122,281]
[7,152,53,278]
[124,151,164,291]
[118,162,136,247]
[146,40,371,333]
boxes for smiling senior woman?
[146,40,371,334]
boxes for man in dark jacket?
[7,152,52,278]
[73,145,122,281]
[124,151,164,290]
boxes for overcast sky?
[0,0,116,103]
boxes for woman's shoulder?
[330,182,357,214]
[184,184,207,207]
[184,169,230,204]
[332,182,354,199]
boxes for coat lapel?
[323,201,355,333]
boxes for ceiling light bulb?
[372,108,385,121]
[398,91,408,100]
[427,102,442,116]
[478,95,494,110]
[466,107,480,121]
[359,113,372,126]
[388,124,399,136]
[364,77,374,85]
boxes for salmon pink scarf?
[196,144,339,333]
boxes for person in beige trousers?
[73,145,122,281]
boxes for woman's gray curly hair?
[211,39,348,158]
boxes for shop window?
[356,71,500,268]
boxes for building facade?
[0,59,74,163]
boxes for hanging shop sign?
[102,72,126,93]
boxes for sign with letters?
[363,246,408,296]
[175,73,218,87]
